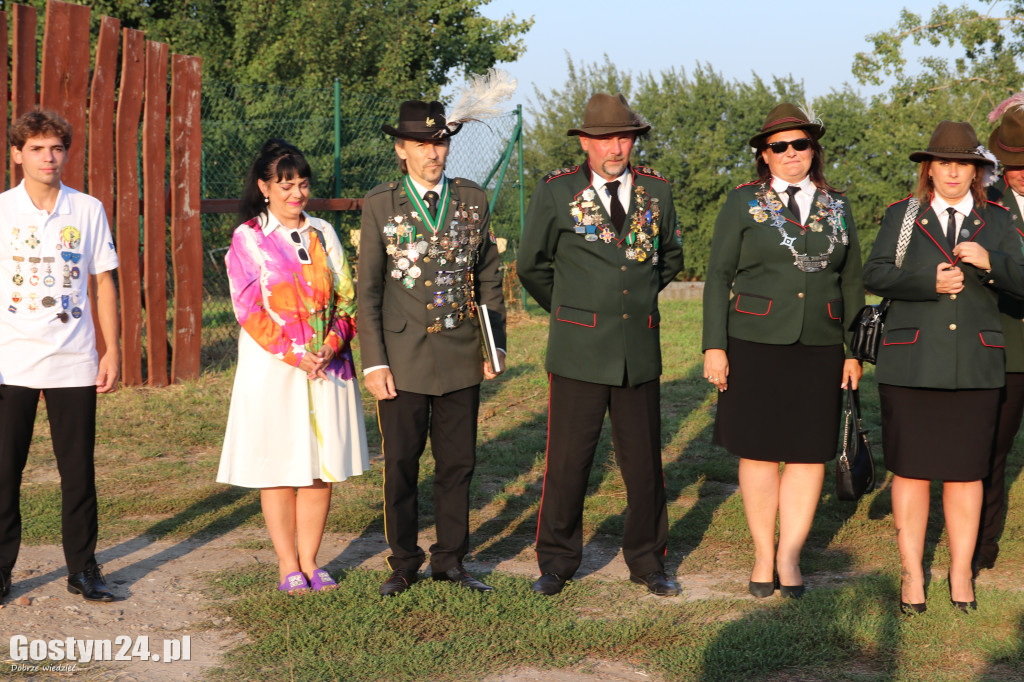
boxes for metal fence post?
[333,78,342,229]
[517,104,527,309]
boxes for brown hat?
[910,120,994,165]
[567,93,650,137]
[988,96,1024,166]
[381,100,462,140]
[749,103,824,148]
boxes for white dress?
[217,212,369,488]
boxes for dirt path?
[2,530,1019,681]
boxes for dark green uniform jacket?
[357,176,506,396]
[517,163,684,386]
[988,179,1024,372]
[863,196,1024,389]
[702,180,864,354]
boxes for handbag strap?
[895,197,918,268]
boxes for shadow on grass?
[695,571,901,681]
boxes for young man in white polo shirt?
[0,110,120,603]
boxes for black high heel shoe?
[748,572,778,598]
[899,580,926,615]
[948,571,977,613]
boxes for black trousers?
[536,373,667,578]
[977,372,1024,562]
[378,384,480,573]
[0,384,98,574]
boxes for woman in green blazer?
[703,104,864,599]
[863,121,1024,614]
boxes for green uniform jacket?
[517,163,684,386]
[987,179,1024,372]
[702,181,864,354]
[357,176,506,396]
[863,196,1024,389]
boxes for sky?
[468,0,970,117]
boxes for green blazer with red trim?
[701,180,864,354]
[987,179,1024,372]
[517,163,684,386]
[863,195,1024,389]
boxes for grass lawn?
[17,298,1024,680]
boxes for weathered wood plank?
[143,41,169,386]
[170,54,203,383]
[0,12,9,190]
[40,0,90,190]
[10,4,37,186]
[200,197,365,214]
[115,28,146,386]
[88,15,119,222]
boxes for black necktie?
[786,185,802,224]
[424,191,439,220]
[606,180,626,233]
[946,207,958,250]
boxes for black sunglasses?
[289,230,311,264]
[766,138,812,154]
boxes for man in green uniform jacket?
[358,100,506,596]
[518,93,684,596]
[975,98,1024,573]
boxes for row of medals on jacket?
[8,224,85,322]
[383,204,481,334]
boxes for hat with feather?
[988,93,1024,166]
[749,103,824,148]
[909,120,995,166]
[381,69,518,141]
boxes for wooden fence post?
[116,28,146,386]
[10,4,36,187]
[170,54,203,382]
[143,40,169,387]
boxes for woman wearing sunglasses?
[218,139,369,593]
[703,103,864,598]
[863,121,1024,614]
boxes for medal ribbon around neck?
[404,176,450,237]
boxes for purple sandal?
[278,571,309,594]
[310,569,338,592]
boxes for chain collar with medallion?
[747,183,848,273]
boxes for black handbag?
[848,300,890,364]
[836,388,876,501]
[848,198,919,364]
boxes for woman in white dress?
[218,139,369,593]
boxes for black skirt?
[713,337,844,463]
[878,383,998,481]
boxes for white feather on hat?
[439,69,518,137]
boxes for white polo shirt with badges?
[0,181,118,388]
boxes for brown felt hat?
[567,93,650,137]
[989,106,1024,166]
[381,100,462,140]
[910,120,993,165]
[749,103,824,148]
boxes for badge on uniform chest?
[748,184,848,272]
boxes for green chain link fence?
[195,80,524,370]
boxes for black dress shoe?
[1,564,12,599]
[630,571,681,597]
[379,569,417,597]
[67,564,115,603]
[531,573,567,595]
[972,553,996,578]
[748,580,775,598]
[431,565,494,592]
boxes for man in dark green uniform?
[977,99,1024,573]
[518,93,684,596]
[358,100,506,596]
